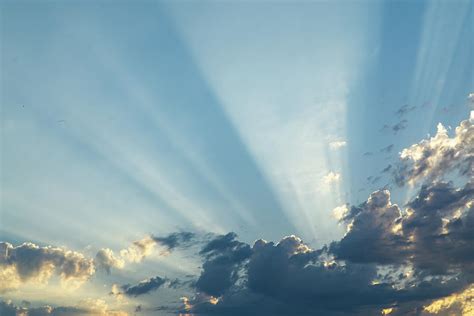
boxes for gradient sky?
[1,1,473,315]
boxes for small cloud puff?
[329,140,347,150]
[322,172,341,185]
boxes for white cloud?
[96,236,156,273]
[332,204,349,221]
[322,172,341,186]
[468,92,474,104]
[397,113,473,185]
[329,140,347,150]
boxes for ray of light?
[166,1,382,245]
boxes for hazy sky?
[1,1,473,315]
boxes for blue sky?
[1,0,473,315]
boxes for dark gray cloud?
[380,144,394,154]
[395,104,416,117]
[152,231,196,251]
[332,181,474,275]
[331,190,408,265]
[380,120,408,134]
[121,276,167,297]
[392,119,408,133]
[183,231,472,315]
[404,181,474,274]
[382,164,392,173]
[195,232,252,297]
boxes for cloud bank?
[1,111,473,315]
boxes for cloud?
[3,113,473,316]
[422,284,474,315]
[95,236,157,273]
[0,299,128,316]
[0,242,95,292]
[380,144,394,154]
[392,119,408,133]
[117,276,167,297]
[331,204,349,221]
[95,232,198,273]
[118,236,156,263]
[152,231,196,251]
[195,232,252,297]
[183,113,474,315]
[381,120,409,134]
[382,164,392,173]
[322,172,341,186]
[395,112,473,186]
[332,181,474,275]
[185,231,471,315]
[329,140,347,150]
[468,92,474,107]
[94,249,125,274]
[331,190,408,265]
[403,181,474,274]
[395,104,416,117]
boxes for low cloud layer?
[0,298,128,316]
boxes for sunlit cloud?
[423,284,474,315]
[0,242,95,293]
[332,204,349,221]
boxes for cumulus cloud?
[94,249,125,274]
[395,112,473,186]
[332,181,474,274]
[183,230,471,315]
[331,204,349,221]
[0,242,95,292]
[118,236,156,263]
[331,190,408,265]
[195,232,252,297]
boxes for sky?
[0,0,473,315]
